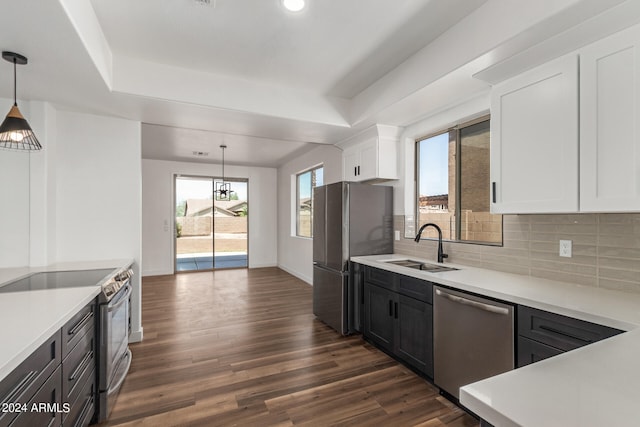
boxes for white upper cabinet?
[339,125,400,182]
[490,24,640,214]
[580,26,640,212]
[490,55,579,213]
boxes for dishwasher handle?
[435,288,509,315]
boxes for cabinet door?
[343,146,359,181]
[363,283,395,352]
[490,55,579,213]
[396,295,433,377]
[357,139,378,181]
[580,26,640,212]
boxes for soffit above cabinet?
[336,124,402,150]
[473,0,640,85]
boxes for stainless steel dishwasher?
[433,286,514,400]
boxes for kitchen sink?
[382,259,458,273]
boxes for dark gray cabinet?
[362,266,433,377]
[61,300,96,427]
[0,299,97,427]
[0,333,61,427]
[517,305,622,367]
[364,282,395,352]
[396,294,433,375]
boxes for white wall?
[51,110,143,341]
[29,102,58,266]
[277,144,342,284]
[0,101,30,267]
[142,158,277,276]
[0,98,36,268]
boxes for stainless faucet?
[414,223,448,263]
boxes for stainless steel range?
[96,267,134,423]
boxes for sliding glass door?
[175,175,248,272]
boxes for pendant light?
[0,51,41,150]
[214,144,234,201]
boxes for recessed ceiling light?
[282,0,305,12]
[192,151,209,157]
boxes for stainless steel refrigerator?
[312,181,393,335]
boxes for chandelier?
[214,144,234,201]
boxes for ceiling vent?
[193,0,214,6]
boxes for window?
[416,117,502,244]
[296,165,323,238]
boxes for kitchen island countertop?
[352,254,640,427]
[0,259,133,383]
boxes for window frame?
[415,115,502,246]
[295,164,323,238]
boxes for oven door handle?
[107,349,132,394]
[108,284,132,313]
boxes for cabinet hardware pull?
[492,182,497,203]
[388,300,393,316]
[394,302,398,319]
[354,166,357,176]
[75,395,94,427]
[68,312,93,336]
[435,289,509,315]
[69,351,94,381]
[357,165,360,176]
[539,325,591,344]
[1,370,38,407]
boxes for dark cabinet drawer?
[62,329,95,405]
[398,275,433,304]
[518,306,622,352]
[364,267,396,291]
[517,336,564,368]
[8,365,62,427]
[62,302,96,358]
[63,368,95,427]
[0,332,61,427]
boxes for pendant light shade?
[0,51,42,150]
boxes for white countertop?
[352,254,640,427]
[0,259,133,383]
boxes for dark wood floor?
[103,267,479,426]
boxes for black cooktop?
[0,269,117,293]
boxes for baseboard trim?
[142,269,173,277]
[278,264,312,285]
[129,327,144,343]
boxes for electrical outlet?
[559,240,572,258]
[394,230,400,241]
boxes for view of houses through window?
[296,166,323,238]
[416,117,502,244]
[174,175,248,271]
